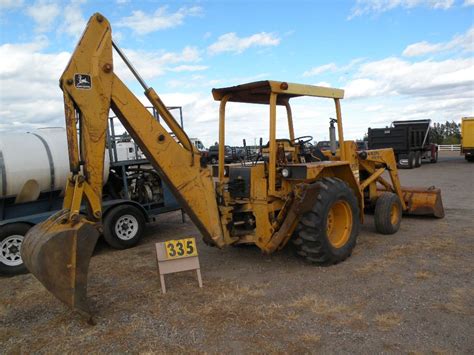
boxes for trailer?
[0,108,183,275]
[367,119,438,169]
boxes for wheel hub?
[0,235,24,266]
[390,203,400,225]
[326,200,352,249]
[115,214,139,240]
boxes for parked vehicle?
[367,119,438,169]
[208,144,238,164]
[356,141,368,151]
[315,140,339,151]
[461,117,474,162]
[0,110,183,275]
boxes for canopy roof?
[212,80,344,105]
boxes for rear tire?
[407,151,415,169]
[374,192,402,235]
[0,223,30,275]
[103,205,146,249]
[292,177,360,265]
[415,151,421,167]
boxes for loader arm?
[21,13,223,317]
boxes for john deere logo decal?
[74,74,91,89]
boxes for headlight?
[281,168,290,178]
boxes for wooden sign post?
[155,237,202,293]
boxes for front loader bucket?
[400,186,445,218]
[395,186,445,218]
[21,210,100,316]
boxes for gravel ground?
[1,151,473,353]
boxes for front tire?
[103,205,146,249]
[374,192,402,235]
[407,151,415,169]
[430,150,438,163]
[0,223,30,275]
[415,151,421,167]
[292,177,360,265]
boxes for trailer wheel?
[292,177,360,265]
[0,223,30,275]
[407,151,415,169]
[430,150,438,163]
[103,205,146,249]
[374,192,402,235]
[415,151,422,167]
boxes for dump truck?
[21,13,444,319]
[461,117,474,162]
[368,119,438,168]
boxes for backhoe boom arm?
[21,13,223,316]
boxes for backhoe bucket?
[21,210,100,316]
[400,186,445,218]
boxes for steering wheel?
[291,135,313,145]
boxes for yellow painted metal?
[145,88,196,161]
[218,94,231,182]
[461,117,474,152]
[212,81,344,103]
[397,187,444,218]
[284,101,295,142]
[268,92,278,196]
[390,203,400,225]
[334,99,346,161]
[359,167,385,190]
[326,200,352,249]
[63,93,80,173]
[110,74,224,246]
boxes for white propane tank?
[0,127,110,203]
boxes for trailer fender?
[101,200,150,222]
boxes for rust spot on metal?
[102,63,113,73]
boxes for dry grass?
[290,294,366,328]
[299,333,322,344]
[374,312,402,330]
[433,288,474,316]
[415,270,433,280]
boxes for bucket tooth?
[21,211,100,316]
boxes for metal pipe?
[329,118,337,156]
[112,40,149,91]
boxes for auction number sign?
[165,238,197,259]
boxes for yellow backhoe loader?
[21,13,444,318]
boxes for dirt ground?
[1,152,473,353]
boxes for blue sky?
[0,0,473,146]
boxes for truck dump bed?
[368,119,431,153]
